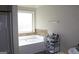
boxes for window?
[18,10,34,33]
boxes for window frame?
[18,9,35,36]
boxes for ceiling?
[18,5,42,8]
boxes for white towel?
[68,48,79,54]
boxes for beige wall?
[36,5,79,52]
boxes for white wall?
[36,5,79,52]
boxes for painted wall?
[36,5,79,52]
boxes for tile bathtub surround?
[35,29,48,36]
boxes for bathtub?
[18,35,46,54]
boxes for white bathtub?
[18,35,46,54]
